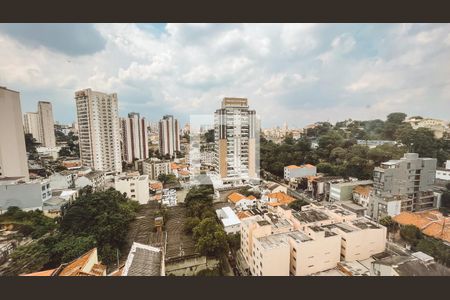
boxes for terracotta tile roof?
[247,195,256,200]
[109,266,124,276]
[59,248,103,276]
[286,164,315,169]
[267,192,294,207]
[393,210,450,243]
[171,163,178,170]
[228,192,247,204]
[150,182,163,190]
[178,170,190,176]
[237,211,252,220]
[353,185,372,197]
[21,268,58,276]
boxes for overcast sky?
[0,23,449,128]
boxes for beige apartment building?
[0,87,29,180]
[75,89,122,174]
[114,173,149,204]
[238,204,386,276]
[24,101,56,147]
[214,98,259,184]
[120,112,149,163]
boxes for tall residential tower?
[214,97,259,183]
[75,89,122,174]
[0,87,29,180]
[23,101,56,147]
[158,115,180,158]
[120,112,149,163]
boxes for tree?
[387,112,407,124]
[5,242,50,275]
[204,129,214,143]
[400,225,423,246]
[184,217,201,234]
[193,218,229,257]
[58,147,71,157]
[379,216,398,233]
[227,233,241,252]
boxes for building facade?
[120,112,149,163]
[213,98,259,183]
[284,164,317,181]
[158,115,180,157]
[75,89,122,174]
[0,87,29,180]
[371,153,437,220]
[24,101,56,147]
[142,158,171,180]
[114,174,149,205]
[0,177,51,213]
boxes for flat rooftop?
[293,209,330,224]
[257,233,289,250]
[351,219,380,230]
[287,231,313,243]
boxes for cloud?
[0,24,106,56]
[0,23,449,128]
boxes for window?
[308,265,314,268]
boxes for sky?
[0,23,449,128]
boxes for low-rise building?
[352,185,372,209]
[121,242,165,276]
[216,206,241,234]
[436,160,450,181]
[21,248,107,276]
[48,171,75,189]
[75,171,106,192]
[0,177,51,214]
[329,180,373,202]
[238,203,387,276]
[284,164,316,181]
[393,210,450,244]
[114,174,149,204]
[36,146,62,160]
[371,252,450,276]
[262,192,295,208]
[356,140,396,149]
[161,188,177,206]
[142,158,171,180]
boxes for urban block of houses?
[21,248,106,276]
[114,173,149,205]
[237,203,387,276]
[261,192,295,207]
[284,164,317,181]
[216,206,241,234]
[227,192,257,210]
[393,210,450,244]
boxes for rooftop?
[122,242,163,276]
[266,192,294,207]
[293,209,330,224]
[257,232,289,250]
[393,210,450,243]
[285,164,315,169]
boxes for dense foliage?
[3,188,139,275]
[184,185,230,258]
[261,112,450,179]
[399,225,450,266]
[0,207,57,239]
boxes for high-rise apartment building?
[23,101,56,147]
[214,97,259,183]
[0,86,29,180]
[37,101,56,147]
[371,153,437,220]
[120,113,149,163]
[75,89,122,174]
[158,115,180,158]
[23,112,42,143]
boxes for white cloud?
[0,23,449,127]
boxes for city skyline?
[0,23,449,128]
